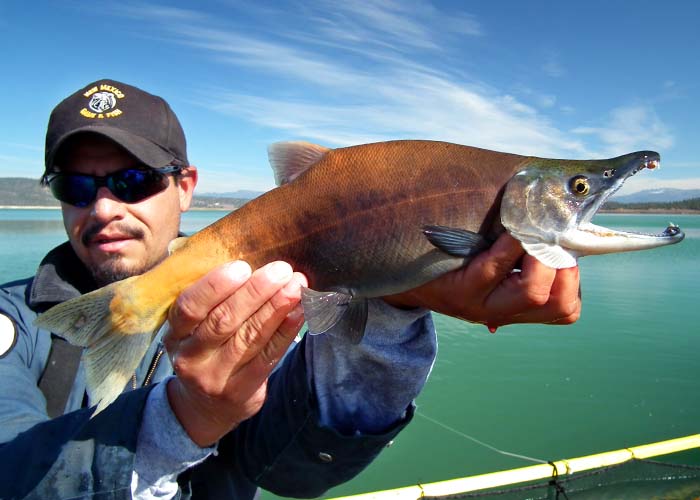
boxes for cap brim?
[46,124,177,172]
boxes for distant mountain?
[603,197,700,212]
[0,177,58,207]
[0,177,253,209]
[189,195,251,210]
[612,188,700,204]
[205,188,700,204]
[2,178,698,212]
[200,190,264,200]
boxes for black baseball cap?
[44,79,189,176]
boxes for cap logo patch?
[89,92,116,113]
[0,313,17,359]
[80,84,125,120]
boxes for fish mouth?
[579,223,683,239]
[565,151,685,254]
[565,221,685,256]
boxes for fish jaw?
[558,222,685,256]
[501,150,685,268]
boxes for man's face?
[58,135,196,285]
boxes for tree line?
[603,197,700,211]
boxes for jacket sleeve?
[307,299,436,434]
[180,300,435,498]
[181,329,419,499]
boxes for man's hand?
[385,233,581,331]
[163,261,308,447]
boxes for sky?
[1,0,698,195]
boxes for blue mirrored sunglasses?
[46,166,182,208]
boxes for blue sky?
[1,1,698,195]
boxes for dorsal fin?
[267,141,330,186]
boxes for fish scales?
[175,141,528,297]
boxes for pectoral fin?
[301,288,368,344]
[511,233,578,269]
[423,225,489,257]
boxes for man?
[0,79,580,499]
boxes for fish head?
[501,151,684,268]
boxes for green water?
[1,210,698,497]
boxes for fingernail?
[282,272,308,296]
[266,261,293,283]
[292,272,308,288]
[225,261,252,281]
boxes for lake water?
[1,209,699,498]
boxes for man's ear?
[177,166,198,212]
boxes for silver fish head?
[501,151,684,268]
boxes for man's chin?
[89,261,144,286]
[85,251,145,285]
[87,251,168,286]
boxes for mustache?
[81,222,145,246]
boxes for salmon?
[35,140,684,412]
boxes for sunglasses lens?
[110,169,169,203]
[48,167,175,207]
[48,175,97,208]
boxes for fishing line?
[416,410,547,465]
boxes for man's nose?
[91,186,127,221]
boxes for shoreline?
[1,206,699,214]
[0,205,237,211]
[0,205,60,210]
[599,209,700,214]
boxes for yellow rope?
[329,434,700,500]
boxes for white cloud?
[197,74,589,159]
[111,2,676,169]
[572,105,674,157]
[137,4,588,159]
[511,85,558,110]
[314,0,482,51]
[113,4,210,23]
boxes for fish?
[35,140,685,412]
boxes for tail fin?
[35,276,166,414]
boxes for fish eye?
[570,176,590,196]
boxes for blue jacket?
[0,242,418,499]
